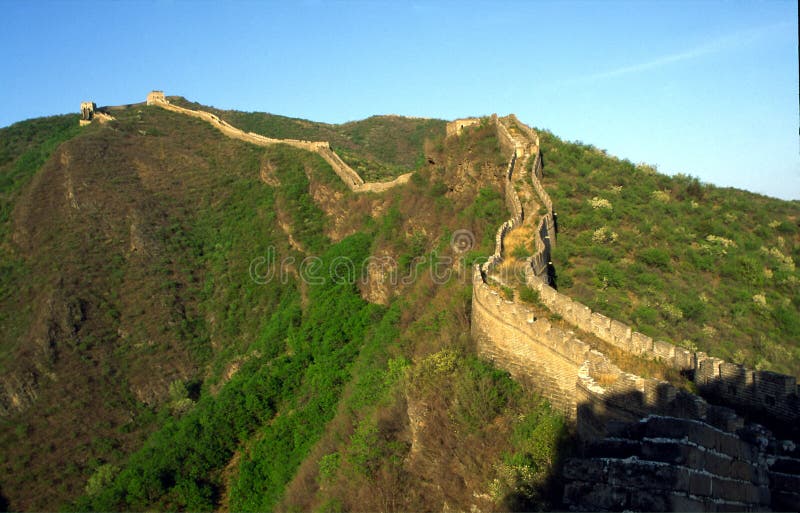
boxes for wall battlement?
[79,101,114,126]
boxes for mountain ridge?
[0,95,797,511]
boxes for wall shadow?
[558,374,800,512]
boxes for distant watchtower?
[147,90,167,105]
[79,101,95,126]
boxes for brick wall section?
[147,92,420,194]
[471,267,588,418]
[563,415,774,511]
[516,133,798,422]
[514,128,800,422]
[525,270,800,423]
[463,114,800,509]
[493,114,518,157]
[445,117,481,138]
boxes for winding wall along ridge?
[146,92,413,193]
[456,113,798,425]
[461,114,800,509]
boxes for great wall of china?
[78,93,799,510]
[457,115,800,510]
[143,91,413,193]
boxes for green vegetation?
[4,99,794,513]
[540,129,800,374]
[72,234,383,511]
[170,97,446,181]
[0,114,82,379]
[1,100,566,512]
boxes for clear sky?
[2,1,798,199]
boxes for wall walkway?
[147,93,412,193]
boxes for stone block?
[568,338,590,365]
[604,459,678,490]
[609,319,631,349]
[755,370,796,396]
[630,331,654,355]
[590,312,613,343]
[645,380,677,410]
[715,477,758,504]
[628,489,669,511]
[668,493,705,512]
[673,347,695,370]
[653,339,675,360]
[540,284,557,306]
[697,357,723,381]
[564,482,629,510]
[730,460,755,483]
[562,458,605,480]
[715,432,746,460]
[572,303,592,332]
[688,472,712,496]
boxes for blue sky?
[1,1,797,199]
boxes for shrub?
[638,248,670,270]
[519,287,541,305]
[633,306,658,325]
[594,262,624,288]
[512,244,532,259]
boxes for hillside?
[169,97,446,181]
[537,131,800,376]
[0,99,797,511]
[0,103,566,511]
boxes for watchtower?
[147,90,166,105]
[80,101,95,119]
[79,101,95,126]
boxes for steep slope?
[0,105,366,509]
[2,102,569,512]
[63,109,569,513]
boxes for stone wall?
[445,117,481,138]
[467,115,800,510]
[493,114,518,157]
[472,267,588,417]
[147,91,412,194]
[494,108,800,425]
[523,272,800,424]
[563,415,775,511]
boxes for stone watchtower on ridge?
[79,101,95,126]
[146,90,167,105]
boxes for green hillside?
[0,106,564,511]
[539,130,800,375]
[1,103,797,511]
[170,97,447,181]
